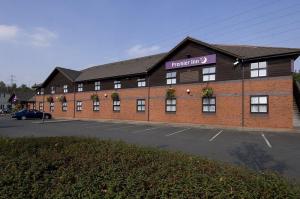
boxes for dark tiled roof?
[9,90,35,102]
[75,53,167,82]
[212,44,300,59]
[56,67,81,81]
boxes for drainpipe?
[241,60,245,127]
[147,74,150,122]
[73,83,76,119]
[42,89,45,123]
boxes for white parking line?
[132,126,161,134]
[106,124,138,131]
[209,130,223,142]
[165,128,191,137]
[261,133,272,148]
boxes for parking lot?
[1,116,300,182]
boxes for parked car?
[12,109,52,120]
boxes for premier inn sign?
[165,54,216,70]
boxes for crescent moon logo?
[201,57,207,64]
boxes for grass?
[0,137,299,198]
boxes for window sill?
[165,111,176,114]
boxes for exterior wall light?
[104,93,108,98]
[186,89,191,94]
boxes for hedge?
[0,137,299,198]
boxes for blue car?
[12,109,52,120]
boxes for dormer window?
[250,61,267,78]
[51,86,55,94]
[114,81,121,89]
[137,78,146,87]
[95,81,101,91]
[63,85,68,93]
[78,83,83,92]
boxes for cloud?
[0,25,19,41]
[0,24,57,47]
[126,44,160,58]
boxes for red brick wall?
[35,76,293,129]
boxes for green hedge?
[0,137,299,198]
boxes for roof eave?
[242,51,300,62]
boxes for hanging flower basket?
[111,92,119,101]
[166,88,176,99]
[202,87,214,97]
[57,95,66,103]
[91,94,99,101]
[46,96,54,103]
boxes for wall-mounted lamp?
[233,59,240,66]
[186,89,191,94]
[104,93,108,98]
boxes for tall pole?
[42,88,45,123]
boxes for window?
[40,88,44,95]
[95,81,101,91]
[202,97,216,113]
[166,72,176,85]
[51,86,55,94]
[250,96,268,113]
[77,83,83,92]
[113,100,120,112]
[137,99,145,112]
[62,102,67,112]
[63,85,68,93]
[114,81,121,89]
[39,102,44,111]
[137,78,146,87]
[76,101,82,111]
[250,62,267,78]
[166,98,176,112]
[93,100,100,111]
[50,102,54,112]
[203,67,216,82]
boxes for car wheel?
[21,116,26,120]
[44,115,49,119]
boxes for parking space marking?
[105,124,139,131]
[165,128,191,137]
[85,123,121,129]
[209,130,223,142]
[261,133,272,148]
[132,126,161,134]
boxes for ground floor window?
[250,96,268,113]
[50,102,54,112]
[113,100,120,112]
[93,100,100,111]
[137,99,145,112]
[39,102,44,111]
[166,98,176,112]
[202,97,216,113]
[62,102,67,112]
[76,101,82,111]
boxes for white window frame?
[50,86,55,94]
[40,88,44,95]
[250,96,268,113]
[166,72,177,85]
[203,67,216,82]
[39,102,44,111]
[202,97,216,113]
[114,81,121,89]
[50,102,54,112]
[77,83,83,92]
[113,100,120,112]
[93,100,100,111]
[63,85,68,93]
[137,78,146,87]
[62,102,68,112]
[166,98,176,112]
[95,81,101,91]
[250,62,267,78]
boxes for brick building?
[35,37,300,129]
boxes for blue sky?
[0,0,299,86]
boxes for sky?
[0,0,300,86]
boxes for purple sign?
[165,54,216,70]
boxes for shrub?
[166,88,176,99]
[293,72,300,82]
[57,95,66,103]
[202,87,214,97]
[0,137,299,198]
[46,96,53,103]
[90,94,99,101]
[111,92,119,100]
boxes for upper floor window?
[137,78,146,87]
[95,81,101,91]
[203,67,216,82]
[250,62,267,78]
[63,85,68,93]
[202,97,216,113]
[40,88,44,95]
[250,96,268,113]
[114,81,121,89]
[166,72,176,85]
[77,83,83,92]
[51,86,55,94]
